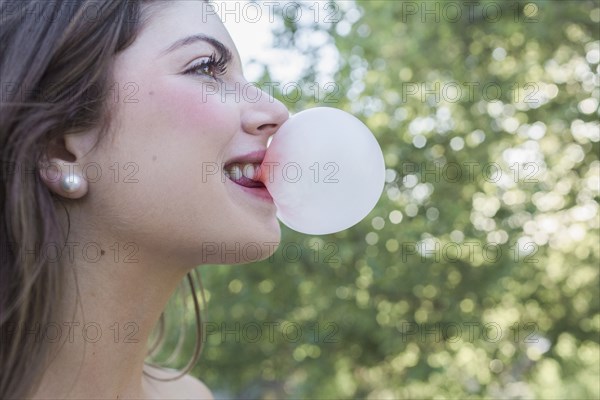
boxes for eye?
[184,53,228,79]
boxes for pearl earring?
[60,173,82,193]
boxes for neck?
[31,231,193,399]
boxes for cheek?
[152,80,240,140]
[98,84,232,207]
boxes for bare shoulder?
[143,365,213,400]
[178,373,214,400]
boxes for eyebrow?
[160,34,233,60]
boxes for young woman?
[0,0,289,398]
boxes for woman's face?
[76,0,289,266]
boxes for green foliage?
[168,1,600,398]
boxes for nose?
[241,84,289,136]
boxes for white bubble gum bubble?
[260,107,385,235]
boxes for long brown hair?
[0,1,204,398]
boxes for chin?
[197,223,281,265]
[244,222,282,263]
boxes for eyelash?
[184,53,228,79]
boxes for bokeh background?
[151,1,600,398]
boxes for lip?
[234,183,273,202]
[224,149,267,166]
[223,149,273,203]
[225,176,274,204]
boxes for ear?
[39,131,98,199]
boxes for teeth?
[242,164,255,180]
[230,165,242,180]
[224,163,260,181]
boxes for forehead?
[131,0,240,61]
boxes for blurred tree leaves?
[166,1,600,398]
